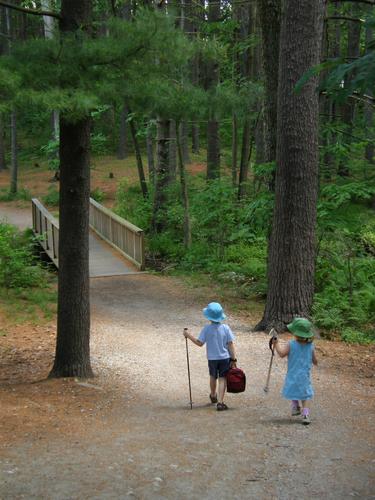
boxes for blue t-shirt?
[198,323,235,360]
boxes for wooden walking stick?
[264,328,278,393]
[184,328,193,409]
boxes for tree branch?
[0,1,61,20]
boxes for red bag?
[226,367,246,393]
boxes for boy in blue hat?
[183,302,237,411]
[272,317,318,425]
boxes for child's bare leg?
[210,376,217,397]
[218,377,227,403]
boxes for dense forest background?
[0,0,374,355]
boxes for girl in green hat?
[272,317,318,425]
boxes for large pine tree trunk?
[255,0,325,332]
[257,0,280,165]
[49,0,93,378]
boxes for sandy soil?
[1,273,374,500]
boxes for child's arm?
[227,341,237,366]
[312,348,318,366]
[183,328,203,347]
[273,338,290,358]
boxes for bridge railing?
[89,198,145,270]
[32,198,145,271]
[32,198,59,267]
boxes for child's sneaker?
[302,414,311,425]
[301,408,311,425]
[291,405,301,416]
[209,394,218,404]
[217,402,228,411]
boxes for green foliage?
[0,224,46,289]
[40,139,59,171]
[0,187,31,202]
[90,187,106,203]
[42,186,59,207]
[341,328,375,346]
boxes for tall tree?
[257,0,280,167]
[49,0,94,378]
[206,0,221,180]
[255,0,325,331]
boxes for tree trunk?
[0,113,6,171]
[206,0,220,181]
[117,105,128,160]
[255,0,325,332]
[179,121,190,165]
[207,119,220,180]
[338,5,362,177]
[49,0,93,379]
[146,124,155,186]
[129,116,148,199]
[238,117,251,199]
[231,114,238,186]
[177,124,192,248]
[365,20,374,166]
[192,123,200,154]
[152,118,170,234]
[257,0,280,165]
[169,119,177,182]
[10,109,17,194]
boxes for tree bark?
[0,113,6,171]
[364,18,374,165]
[169,119,177,182]
[231,113,238,186]
[129,116,148,199]
[206,0,220,180]
[177,124,192,248]
[238,117,251,199]
[9,109,17,193]
[49,0,93,378]
[117,105,128,160]
[255,0,325,332]
[146,124,155,186]
[152,118,170,234]
[257,0,280,164]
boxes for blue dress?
[282,340,314,401]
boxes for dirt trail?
[0,204,374,499]
[1,273,374,500]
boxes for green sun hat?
[287,317,314,339]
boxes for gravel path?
[0,205,374,499]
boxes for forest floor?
[0,166,374,499]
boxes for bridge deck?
[0,206,140,277]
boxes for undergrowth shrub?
[42,186,59,206]
[0,223,46,288]
[0,187,31,202]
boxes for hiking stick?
[184,328,193,409]
[263,328,277,393]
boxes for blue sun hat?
[203,302,226,323]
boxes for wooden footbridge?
[31,198,145,277]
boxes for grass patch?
[0,279,57,324]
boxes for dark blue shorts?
[208,358,231,379]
